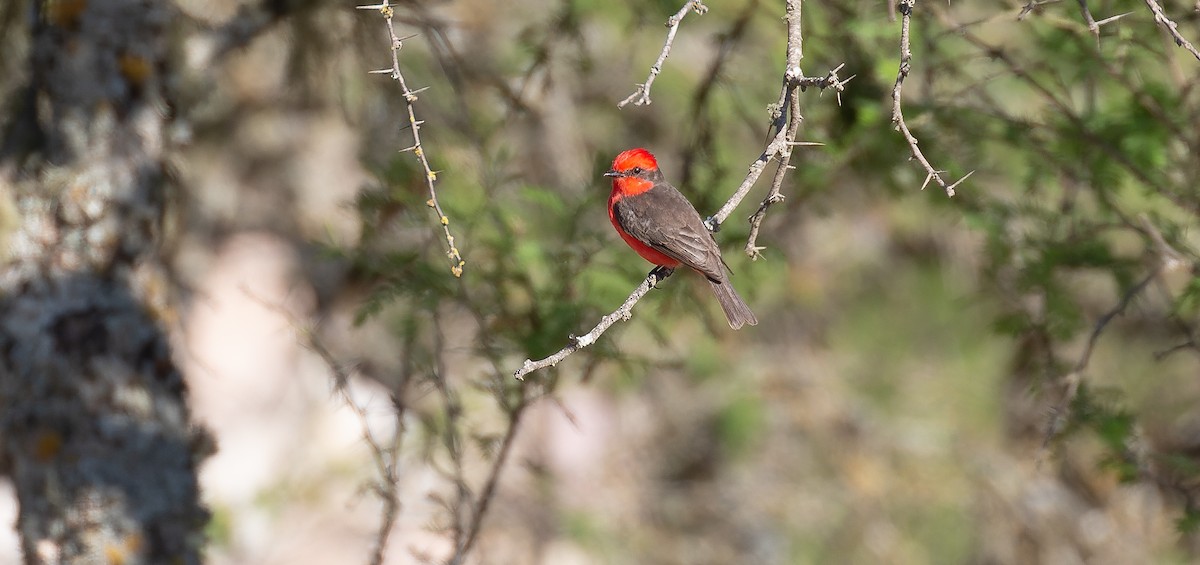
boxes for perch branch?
[514,268,674,380]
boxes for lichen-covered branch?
[0,1,209,563]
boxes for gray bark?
[0,1,209,563]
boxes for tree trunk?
[0,1,209,563]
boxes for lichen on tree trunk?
[0,1,210,563]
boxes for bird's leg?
[648,266,675,287]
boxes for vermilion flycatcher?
[605,148,758,329]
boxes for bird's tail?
[708,279,758,329]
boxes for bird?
[604,147,757,329]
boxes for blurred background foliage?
[325,0,1200,562]
[5,0,1200,562]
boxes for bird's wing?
[612,184,726,282]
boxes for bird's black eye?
[631,167,643,175]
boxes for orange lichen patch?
[104,533,143,565]
[45,0,89,29]
[119,54,153,86]
[33,430,63,462]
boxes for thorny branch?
[618,0,709,108]
[1143,0,1200,62]
[514,268,675,380]
[515,0,849,380]
[359,0,466,277]
[745,93,805,260]
[1074,1,1133,46]
[890,0,971,197]
[706,1,845,233]
[447,391,530,564]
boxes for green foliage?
[715,393,763,457]
[1070,384,1139,482]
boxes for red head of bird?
[604,148,661,197]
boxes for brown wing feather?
[612,183,726,282]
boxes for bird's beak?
[603,169,621,178]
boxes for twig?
[890,0,971,197]
[447,392,529,565]
[1143,0,1200,62]
[745,94,806,260]
[618,0,709,108]
[514,268,675,380]
[1039,267,1161,461]
[1076,1,1134,46]
[359,1,466,277]
[427,316,468,551]
[309,331,405,565]
[244,286,405,565]
[1019,0,1064,20]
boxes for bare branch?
[1076,1,1133,45]
[447,391,529,564]
[307,331,405,565]
[1038,215,1196,461]
[514,268,674,380]
[745,93,804,260]
[890,0,969,197]
[245,287,406,565]
[1143,0,1200,62]
[1019,0,1064,21]
[1038,268,1159,461]
[360,1,466,277]
[618,0,709,108]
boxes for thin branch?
[427,316,468,551]
[360,1,466,277]
[514,268,675,380]
[618,0,709,108]
[1143,0,1200,62]
[744,0,811,259]
[745,93,805,260]
[308,331,405,565]
[446,391,529,565]
[1019,0,1064,20]
[890,0,970,198]
[1076,1,1134,46]
[1038,268,1159,460]
[245,287,406,565]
